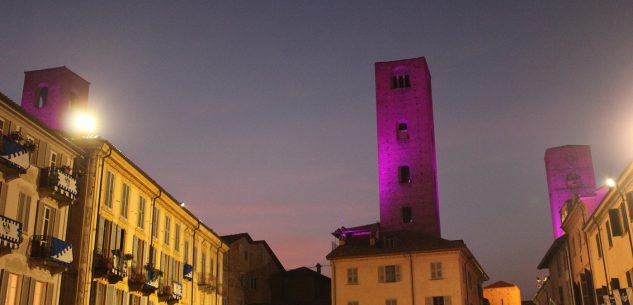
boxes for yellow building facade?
[483,281,521,305]
[328,230,488,305]
[0,92,82,305]
[61,138,229,305]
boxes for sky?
[2,1,633,297]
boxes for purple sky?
[3,1,633,297]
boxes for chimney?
[316,263,322,274]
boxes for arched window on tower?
[397,122,409,141]
[36,87,48,108]
[391,66,411,89]
[398,166,411,183]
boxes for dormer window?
[36,87,48,108]
[391,74,411,89]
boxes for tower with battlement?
[376,57,441,237]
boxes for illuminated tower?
[21,66,90,131]
[544,145,596,238]
[376,57,440,237]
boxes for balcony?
[93,250,131,283]
[198,272,215,292]
[39,166,78,206]
[158,281,182,304]
[0,214,22,252]
[183,263,193,281]
[30,235,73,271]
[129,265,162,295]
[0,133,35,180]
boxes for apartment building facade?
[0,92,82,305]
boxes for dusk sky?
[3,1,633,297]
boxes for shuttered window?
[175,223,180,251]
[121,183,130,219]
[138,197,146,228]
[609,209,624,236]
[17,193,31,234]
[431,262,443,280]
[378,265,400,283]
[164,216,171,245]
[152,207,159,238]
[104,171,115,209]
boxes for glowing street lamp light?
[71,112,97,135]
[606,178,617,188]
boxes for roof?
[220,232,285,271]
[537,235,567,269]
[0,91,83,154]
[24,66,91,84]
[285,267,331,280]
[484,281,518,289]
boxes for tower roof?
[484,281,518,289]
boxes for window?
[104,171,114,209]
[609,209,625,236]
[431,262,443,279]
[250,278,257,289]
[202,253,207,274]
[185,240,190,263]
[385,236,395,249]
[379,265,400,283]
[36,87,48,108]
[347,268,358,285]
[0,117,5,134]
[348,302,359,305]
[164,216,171,245]
[606,221,613,247]
[17,192,31,234]
[596,235,602,259]
[32,281,46,305]
[244,251,249,261]
[433,297,445,305]
[42,206,51,236]
[49,151,58,168]
[121,183,130,219]
[4,272,19,305]
[391,74,411,89]
[397,123,409,141]
[175,223,180,251]
[402,207,412,223]
[386,300,398,305]
[138,197,145,228]
[152,207,159,238]
[398,166,411,183]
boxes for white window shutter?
[123,291,129,305]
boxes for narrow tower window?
[391,75,411,89]
[36,87,48,108]
[397,123,409,141]
[398,166,411,183]
[402,207,412,223]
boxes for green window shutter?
[378,266,385,282]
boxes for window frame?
[431,262,443,280]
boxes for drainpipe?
[191,222,200,305]
[216,239,223,305]
[84,145,112,302]
[409,254,415,305]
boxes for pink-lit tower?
[376,57,441,238]
[20,66,90,131]
[544,145,596,238]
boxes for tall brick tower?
[544,145,596,238]
[21,66,90,131]
[376,57,440,237]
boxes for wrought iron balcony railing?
[30,235,73,271]
[93,250,131,283]
[198,272,216,292]
[39,166,78,206]
[129,265,162,295]
[158,281,182,303]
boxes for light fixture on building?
[71,111,97,135]
[606,178,617,188]
[180,202,185,207]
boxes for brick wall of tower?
[544,145,596,238]
[21,67,90,131]
[375,57,440,237]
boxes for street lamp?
[605,177,633,258]
[71,111,97,136]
